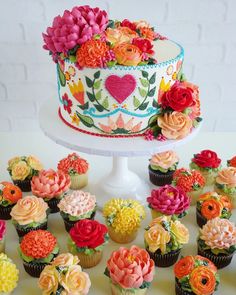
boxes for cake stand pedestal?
[39,101,201,207]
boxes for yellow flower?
[38,265,59,295]
[70,113,80,126]
[103,198,127,218]
[145,224,171,254]
[149,215,171,228]
[11,160,31,181]
[112,207,141,234]
[27,155,43,171]
[8,156,21,169]
[0,253,8,261]
[171,220,189,244]
[0,259,19,293]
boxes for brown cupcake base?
[23,261,48,277]
[198,246,234,269]
[62,211,96,233]
[148,165,174,186]
[47,198,60,213]
[147,249,180,267]
[13,179,31,192]
[15,221,48,238]
[196,209,207,228]
[0,204,14,220]
[175,279,195,295]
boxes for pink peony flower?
[31,169,71,199]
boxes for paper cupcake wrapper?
[0,204,14,220]
[196,209,207,228]
[188,189,203,206]
[47,198,61,213]
[62,211,96,233]
[147,249,180,267]
[74,250,102,268]
[0,237,5,253]
[148,165,174,186]
[110,282,148,295]
[175,279,195,295]
[23,261,48,278]
[70,173,88,190]
[108,226,138,244]
[13,179,31,192]
[15,221,48,238]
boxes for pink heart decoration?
[105,74,136,104]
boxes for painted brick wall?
[0,0,235,132]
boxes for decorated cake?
[42,5,201,139]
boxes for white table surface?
[0,131,236,295]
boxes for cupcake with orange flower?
[68,219,108,268]
[173,168,205,205]
[144,216,189,267]
[10,195,49,238]
[196,192,232,227]
[105,245,155,295]
[38,253,91,295]
[57,153,89,190]
[7,155,43,191]
[19,229,59,277]
[174,255,220,295]
[0,220,6,253]
[227,155,236,168]
[198,217,236,269]
[31,169,71,213]
[0,181,22,220]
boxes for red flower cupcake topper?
[57,153,89,175]
[173,168,205,192]
[192,150,221,169]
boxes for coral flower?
[173,168,205,193]
[139,27,157,41]
[189,266,216,295]
[0,181,22,204]
[200,199,223,220]
[113,43,142,66]
[220,194,232,210]
[174,255,195,279]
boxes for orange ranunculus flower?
[106,27,138,46]
[113,43,142,66]
[195,256,217,274]
[189,266,216,295]
[200,199,223,220]
[220,194,233,211]
[139,27,156,40]
[1,182,22,204]
[174,256,195,279]
[198,192,215,202]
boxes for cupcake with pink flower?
[31,169,71,213]
[147,185,190,219]
[57,153,89,190]
[198,217,236,269]
[58,190,96,232]
[0,220,6,253]
[149,150,179,186]
[105,245,155,295]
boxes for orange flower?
[174,256,195,279]
[113,43,142,66]
[220,195,232,211]
[139,27,156,40]
[173,169,205,192]
[0,181,22,204]
[195,256,217,274]
[106,27,138,45]
[198,192,215,202]
[189,266,216,295]
[228,156,236,168]
[200,199,223,220]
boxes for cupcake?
[198,217,236,269]
[214,167,236,208]
[38,253,91,295]
[0,253,19,294]
[103,198,145,243]
[0,181,22,220]
[148,150,179,186]
[196,191,232,227]
[190,149,221,185]
[19,230,59,277]
[147,185,190,219]
[58,190,96,232]
[227,155,236,168]
[105,245,155,295]
[174,255,220,295]
[173,168,205,205]
[31,169,71,213]
[57,153,89,190]
[144,216,189,267]
[0,220,6,253]
[68,219,108,268]
[7,155,43,191]
[10,195,49,238]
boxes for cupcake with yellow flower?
[7,155,43,192]
[0,253,19,294]
[38,253,91,295]
[144,216,189,267]
[103,198,145,244]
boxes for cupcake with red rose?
[174,255,220,295]
[18,229,59,277]
[31,169,71,213]
[10,195,49,238]
[196,191,232,227]
[198,217,236,269]
[190,150,221,186]
[57,153,89,190]
[144,216,189,267]
[173,168,205,205]
[7,155,43,191]
[148,150,179,186]
[58,190,96,232]
[147,185,190,219]
[0,181,22,220]
[227,155,236,168]
[0,220,6,253]
[214,167,236,208]
[68,219,108,268]
[105,245,155,295]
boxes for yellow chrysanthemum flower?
[0,259,19,293]
[103,198,127,218]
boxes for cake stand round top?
[39,100,202,157]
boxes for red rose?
[132,38,154,54]
[69,219,107,249]
[161,81,195,112]
[192,150,221,169]
[120,19,137,31]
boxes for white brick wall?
[0,0,235,132]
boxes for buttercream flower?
[106,245,155,289]
[51,253,79,267]
[11,160,31,181]
[8,156,21,169]
[150,150,179,171]
[192,150,221,169]
[216,167,236,188]
[200,198,223,220]
[220,194,233,210]
[132,37,154,54]
[139,27,157,40]
[134,20,151,29]
[227,156,236,168]
[0,256,19,293]
[106,27,138,45]
[182,81,200,119]
[144,223,170,253]
[189,266,216,295]
[120,19,137,31]
[173,168,205,192]
[174,255,195,279]
[171,220,189,244]
[38,265,59,295]
[57,153,89,175]
[0,220,6,240]
[0,181,22,204]
[149,215,171,228]
[158,111,193,140]
[27,155,43,171]
[113,43,142,66]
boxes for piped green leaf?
[102,97,109,109]
[149,73,156,84]
[76,112,95,127]
[85,77,93,88]
[140,78,149,87]
[95,89,102,100]
[133,96,140,108]
[94,79,102,89]
[138,87,147,98]
[86,91,95,102]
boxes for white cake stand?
[39,101,201,207]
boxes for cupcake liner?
[23,261,48,278]
[196,209,207,228]
[108,226,138,244]
[198,246,234,269]
[13,179,31,192]
[15,221,48,238]
[70,173,88,190]
[110,282,148,295]
[200,170,217,186]
[74,250,102,268]
[148,166,174,186]
[175,279,195,295]
[0,236,5,253]
[147,249,180,267]
[0,204,14,220]
[188,189,203,206]
[47,198,61,213]
[62,211,96,233]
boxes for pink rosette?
[147,185,190,215]
[0,220,6,240]
[31,169,71,199]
